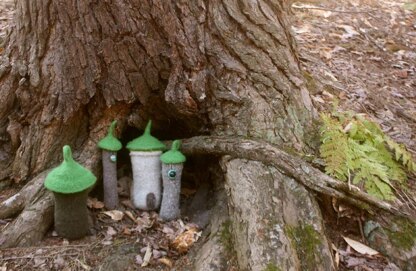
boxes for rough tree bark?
[1,0,415,270]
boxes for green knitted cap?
[98,120,122,151]
[126,120,166,151]
[44,145,97,194]
[160,140,186,164]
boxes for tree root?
[0,171,48,219]
[0,188,53,248]
[180,136,415,220]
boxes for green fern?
[319,113,350,181]
[319,111,415,201]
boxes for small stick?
[292,4,377,14]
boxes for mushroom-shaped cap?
[126,120,166,151]
[98,120,122,151]
[44,145,97,194]
[160,140,186,164]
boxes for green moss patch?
[286,224,322,271]
[263,263,281,271]
[219,220,234,254]
[386,218,416,251]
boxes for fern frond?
[319,109,415,201]
[365,178,395,201]
[384,137,416,172]
[320,114,349,181]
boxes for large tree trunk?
[0,0,313,181]
[1,0,414,270]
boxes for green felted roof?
[161,140,186,164]
[126,120,166,151]
[44,145,97,194]
[98,120,122,151]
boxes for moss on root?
[219,220,234,254]
[263,262,281,271]
[286,224,322,271]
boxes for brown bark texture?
[3,0,410,269]
[0,0,313,183]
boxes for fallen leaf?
[153,249,162,259]
[331,243,340,268]
[312,95,325,104]
[162,225,175,235]
[320,48,333,60]
[102,210,124,221]
[141,244,152,267]
[345,257,367,267]
[121,199,135,209]
[124,210,136,222]
[134,214,153,233]
[135,254,143,265]
[101,240,113,245]
[343,236,379,255]
[87,198,104,209]
[106,226,117,236]
[53,256,65,268]
[171,227,201,253]
[76,259,91,270]
[159,257,173,268]
[394,70,408,79]
[338,25,359,40]
[33,258,46,267]
[120,227,130,236]
[292,25,311,34]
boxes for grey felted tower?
[126,120,166,210]
[44,145,96,240]
[98,120,122,209]
[159,140,186,221]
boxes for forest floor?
[294,0,415,270]
[0,0,415,270]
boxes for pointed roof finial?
[44,145,96,194]
[126,120,166,151]
[98,120,122,151]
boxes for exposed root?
[0,172,48,219]
[179,136,416,220]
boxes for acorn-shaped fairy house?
[98,120,122,209]
[127,120,166,210]
[159,140,186,221]
[44,145,96,240]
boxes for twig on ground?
[2,253,79,261]
[292,3,377,14]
